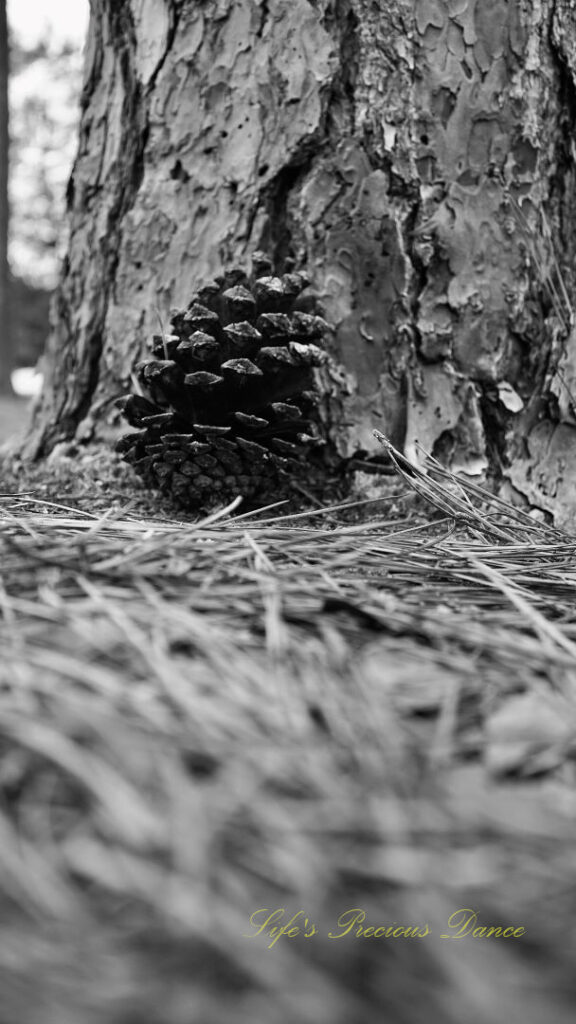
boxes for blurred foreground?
[0,444,574,1023]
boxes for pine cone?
[116,254,332,511]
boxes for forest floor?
[1,440,576,1024]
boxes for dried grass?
[1,441,576,1023]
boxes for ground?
[0,431,576,1024]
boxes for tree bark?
[0,0,12,394]
[23,0,576,525]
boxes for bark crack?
[144,0,182,97]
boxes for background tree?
[8,22,85,372]
[0,0,12,393]
[21,0,576,525]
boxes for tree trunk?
[23,0,576,525]
[0,0,12,394]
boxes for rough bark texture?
[24,0,576,525]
